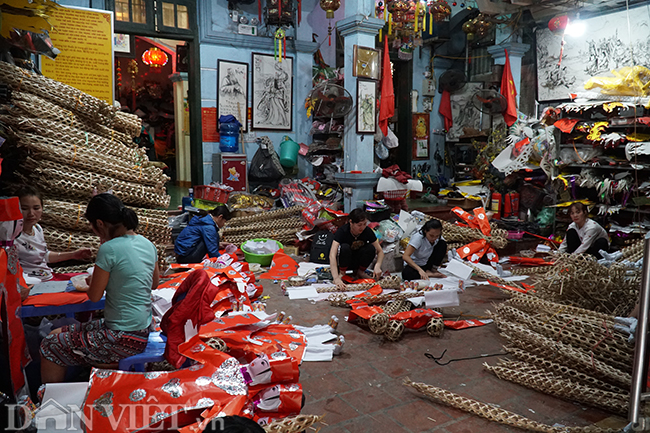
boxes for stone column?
[487,42,530,105]
[335,13,384,212]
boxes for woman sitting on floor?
[402,219,448,281]
[40,193,159,383]
[558,202,609,259]
[15,185,92,282]
[174,205,232,264]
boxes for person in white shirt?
[558,202,609,258]
[402,219,448,280]
[16,186,92,282]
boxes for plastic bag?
[377,219,404,243]
[242,239,280,255]
[375,141,389,160]
[249,136,285,182]
[584,66,650,97]
[383,127,399,149]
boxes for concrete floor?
[262,276,627,433]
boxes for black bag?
[249,136,285,183]
[310,230,333,264]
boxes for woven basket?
[263,414,323,433]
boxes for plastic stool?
[118,331,166,372]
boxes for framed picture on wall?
[251,52,293,131]
[356,79,377,134]
[217,59,249,132]
[412,112,429,160]
[447,82,484,142]
[113,33,135,58]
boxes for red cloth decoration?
[381,164,412,183]
[439,90,453,131]
[501,49,518,127]
[0,197,21,221]
[22,291,89,307]
[378,37,394,136]
[554,118,581,133]
[160,269,224,368]
[452,207,499,265]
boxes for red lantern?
[142,47,168,72]
[548,14,568,34]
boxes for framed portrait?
[356,79,377,134]
[412,112,430,160]
[113,33,135,58]
[353,45,381,80]
[447,82,484,142]
[217,59,249,132]
[251,52,293,131]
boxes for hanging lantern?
[548,14,568,34]
[429,0,451,22]
[319,0,340,19]
[142,47,168,71]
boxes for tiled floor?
[263,278,628,433]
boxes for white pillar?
[487,42,530,105]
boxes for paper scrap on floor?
[35,382,89,432]
[441,258,473,280]
[297,262,329,277]
[294,324,338,362]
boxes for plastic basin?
[241,239,284,266]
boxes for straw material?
[24,158,170,209]
[507,292,614,322]
[385,320,405,341]
[485,361,628,415]
[424,214,509,249]
[404,379,617,433]
[17,132,168,187]
[427,318,444,337]
[368,312,390,334]
[1,115,144,162]
[0,61,140,137]
[263,414,323,433]
[10,91,134,145]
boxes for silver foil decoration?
[94,369,114,379]
[162,378,183,398]
[190,344,206,353]
[288,384,300,392]
[288,330,302,339]
[289,342,299,351]
[195,376,212,387]
[271,351,287,360]
[129,389,146,402]
[196,397,215,408]
[144,371,164,379]
[189,364,205,371]
[211,358,246,395]
[93,392,114,418]
[150,412,169,424]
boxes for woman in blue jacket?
[175,205,232,263]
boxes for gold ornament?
[319,0,340,19]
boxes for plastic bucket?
[279,138,300,167]
[241,238,284,266]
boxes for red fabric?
[554,118,581,133]
[160,269,224,368]
[22,291,89,307]
[259,250,298,280]
[378,37,394,136]
[51,272,83,281]
[391,308,441,329]
[508,256,554,266]
[501,49,518,127]
[439,90,453,131]
[443,319,491,329]
[0,197,21,221]
[381,164,412,183]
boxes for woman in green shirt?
[40,193,159,383]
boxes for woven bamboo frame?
[530,253,639,317]
[263,414,323,433]
[10,91,134,144]
[507,292,614,322]
[18,132,167,187]
[222,229,299,246]
[1,115,144,162]
[24,158,170,209]
[511,265,553,276]
[222,218,303,237]
[225,206,304,227]
[316,275,402,293]
[424,214,509,249]
[328,291,425,307]
[42,225,101,255]
[485,362,628,415]
[0,61,141,137]
[404,379,617,433]
[618,239,644,260]
[495,320,631,388]
[495,304,633,370]
[468,263,524,289]
[52,263,94,274]
[505,347,627,394]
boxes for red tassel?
[258,0,261,22]
[278,0,281,22]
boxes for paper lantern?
[319,0,340,19]
[142,47,168,69]
[548,14,568,34]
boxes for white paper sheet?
[35,382,89,433]
[294,324,338,362]
[287,286,319,300]
[442,259,473,280]
[425,289,460,308]
[297,262,329,277]
[30,280,70,296]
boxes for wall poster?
[251,53,293,131]
[217,59,249,132]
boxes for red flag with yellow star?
[501,49,517,127]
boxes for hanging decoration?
[548,14,569,66]
[266,0,294,26]
[141,47,168,71]
[319,0,340,18]
[275,28,287,62]
[461,13,495,41]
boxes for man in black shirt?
[329,208,384,289]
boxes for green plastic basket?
[240,239,284,266]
